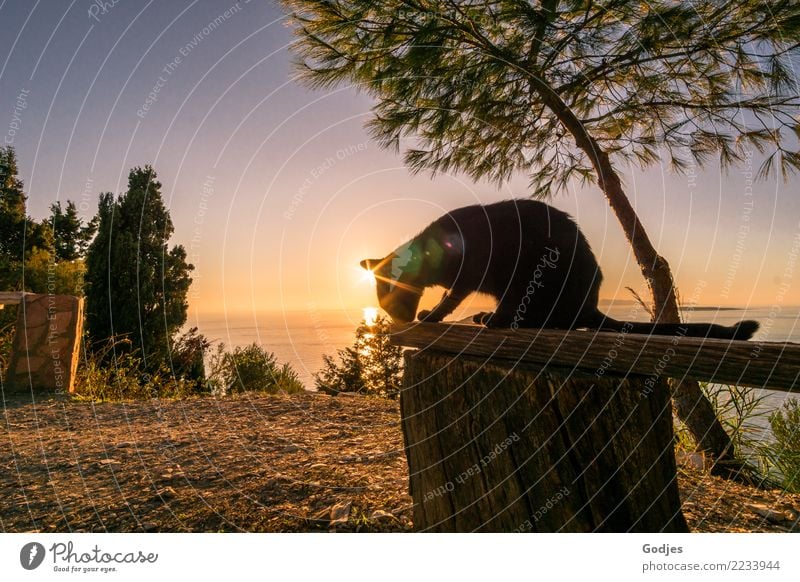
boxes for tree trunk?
[400,350,689,532]
[448,8,736,476]
[535,88,739,474]
[587,144,739,475]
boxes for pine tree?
[283,0,800,473]
[0,146,27,290]
[0,145,55,291]
[50,200,97,261]
[0,147,27,271]
[315,316,403,398]
[84,166,193,368]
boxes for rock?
[329,501,351,526]
[749,504,791,524]
[675,451,707,471]
[308,507,330,526]
[161,472,185,481]
[155,487,177,500]
[141,522,158,532]
[369,509,395,522]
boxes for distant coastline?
[598,299,761,312]
[681,306,744,311]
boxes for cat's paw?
[417,310,442,322]
[472,311,493,325]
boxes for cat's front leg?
[417,290,467,322]
[472,309,515,328]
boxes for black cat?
[361,199,759,340]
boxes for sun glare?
[363,306,379,327]
[359,267,376,286]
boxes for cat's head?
[361,240,424,323]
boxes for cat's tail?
[596,315,759,341]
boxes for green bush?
[764,399,800,492]
[74,336,303,401]
[699,382,771,455]
[682,384,800,492]
[209,342,304,395]
[315,315,403,399]
[169,327,211,393]
[0,315,15,382]
[23,247,86,295]
[690,383,776,484]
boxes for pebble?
[369,509,395,522]
[749,503,791,524]
[329,501,352,526]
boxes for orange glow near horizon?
[182,171,800,317]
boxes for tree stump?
[399,350,688,532]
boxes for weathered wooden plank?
[389,323,800,392]
[0,291,25,305]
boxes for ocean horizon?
[190,304,800,393]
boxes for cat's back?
[432,199,580,242]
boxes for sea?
[193,303,799,466]
[193,303,799,395]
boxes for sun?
[363,306,379,327]
[359,267,376,286]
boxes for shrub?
[706,383,776,484]
[764,399,800,492]
[699,382,771,455]
[680,384,800,492]
[73,336,304,401]
[0,316,15,382]
[315,315,403,399]
[73,336,205,401]
[209,342,305,395]
[315,349,366,396]
[23,247,86,295]
[169,327,211,393]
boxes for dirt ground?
[1,392,798,533]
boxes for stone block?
[6,293,83,394]
[22,299,49,327]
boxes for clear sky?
[1,0,798,320]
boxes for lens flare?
[359,267,376,286]
[363,306,379,327]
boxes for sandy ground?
[1,393,798,532]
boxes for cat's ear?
[360,258,382,270]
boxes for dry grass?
[1,393,797,532]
